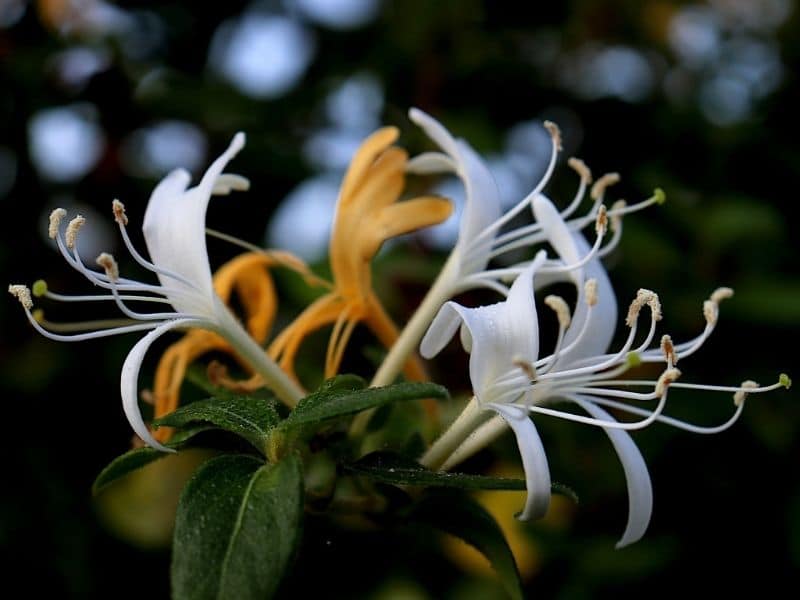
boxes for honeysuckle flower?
[151,249,314,442]
[261,126,451,384]
[370,108,661,389]
[8,133,305,451]
[417,193,788,547]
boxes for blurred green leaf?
[407,490,524,600]
[172,454,304,600]
[154,395,280,455]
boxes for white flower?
[9,133,302,451]
[372,108,660,386]
[419,193,787,547]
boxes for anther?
[112,199,128,226]
[656,367,681,396]
[513,356,538,381]
[626,288,661,327]
[710,287,734,304]
[32,279,48,297]
[590,172,620,200]
[568,157,592,183]
[585,278,598,306]
[544,121,562,152]
[544,295,571,329]
[595,204,608,236]
[733,380,758,407]
[661,334,677,365]
[96,252,119,281]
[703,300,717,326]
[610,199,626,231]
[65,215,85,250]
[8,284,33,310]
[49,208,67,239]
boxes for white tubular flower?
[371,108,660,386]
[9,133,303,451]
[419,194,787,548]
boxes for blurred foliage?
[1,0,798,597]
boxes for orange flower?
[268,127,452,382]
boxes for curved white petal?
[121,318,204,452]
[571,396,653,548]
[143,133,246,315]
[456,255,544,404]
[406,151,457,174]
[409,108,502,276]
[532,194,617,362]
[489,403,551,520]
[420,302,462,359]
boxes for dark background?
[1,0,798,597]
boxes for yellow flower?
[268,127,452,382]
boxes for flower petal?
[531,194,617,362]
[409,108,502,276]
[406,151,457,174]
[121,318,205,452]
[143,133,246,315]
[488,403,551,520]
[420,302,462,359]
[571,396,653,548]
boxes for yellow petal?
[339,127,399,203]
[360,196,453,259]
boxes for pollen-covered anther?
[545,295,571,329]
[48,208,67,239]
[585,278,598,306]
[661,334,677,365]
[710,287,734,304]
[610,199,626,231]
[513,356,538,381]
[626,288,660,327]
[112,199,128,226]
[733,380,758,407]
[96,252,119,281]
[595,204,608,236]
[568,157,592,183]
[703,299,718,326]
[590,172,620,200]
[544,120,563,152]
[8,284,33,310]
[65,215,86,250]
[655,367,681,396]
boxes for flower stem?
[217,304,304,408]
[348,256,457,438]
[419,397,483,470]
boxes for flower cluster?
[9,109,788,547]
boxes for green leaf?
[92,426,210,496]
[154,395,280,455]
[172,454,304,600]
[408,490,524,600]
[281,378,448,430]
[347,452,578,501]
